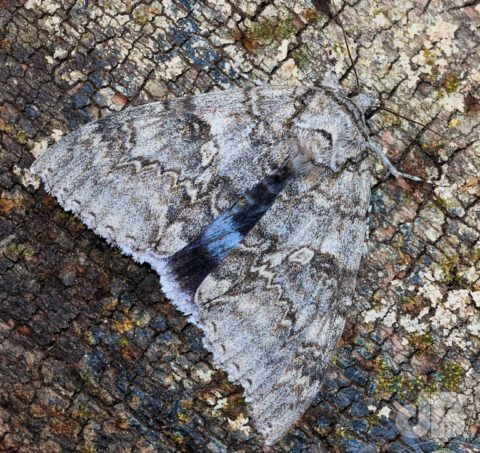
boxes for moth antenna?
[377,106,467,148]
[320,0,361,94]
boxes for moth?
[30,49,423,448]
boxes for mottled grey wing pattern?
[196,161,371,444]
[32,81,372,445]
[31,86,309,261]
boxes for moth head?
[320,70,374,112]
[351,93,374,114]
[290,92,369,174]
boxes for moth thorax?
[290,106,368,174]
[289,125,341,174]
[288,153,317,176]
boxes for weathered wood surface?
[0,0,479,451]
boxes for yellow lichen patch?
[177,411,191,424]
[335,424,354,439]
[393,234,412,267]
[82,445,98,453]
[0,195,24,216]
[170,431,185,445]
[444,73,461,94]
[118,337,130,347]
[0,198,17,215]
[84,330,95,346]
[461,177,480,191]
[101,297,119,313]
[0,37,12,51]
[113,318,135,333]
[180,399,193,410]
[0,118,28,145]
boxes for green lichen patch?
[335,424,355,439]
[118,337,130,347]
[444,73,461,94]
[78,369,97,390]
[401,297,427,317]
[133,7,149,25]
[438,361,465,391]
[435,194,449,211]
[374,358,428,399]
[374,356,466,402]
[303,8,324,24]
[221,394,248,420]
[292,45,311,71]
[408,333,434,355]
[440,256,470,290]
[420,49,441,83]
[72,402,91,420]
[2,242,35,262]
[243,17,297,52]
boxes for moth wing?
[31,86,308,264]
[195,161,371,444]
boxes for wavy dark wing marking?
[195,160,371,444]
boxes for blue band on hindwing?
[165,166,292,297]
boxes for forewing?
[195,160,371,444]
[31,86,309,263]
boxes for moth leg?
[223,61,266,87]
[236,70,267,87]
[368,141,423,182]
